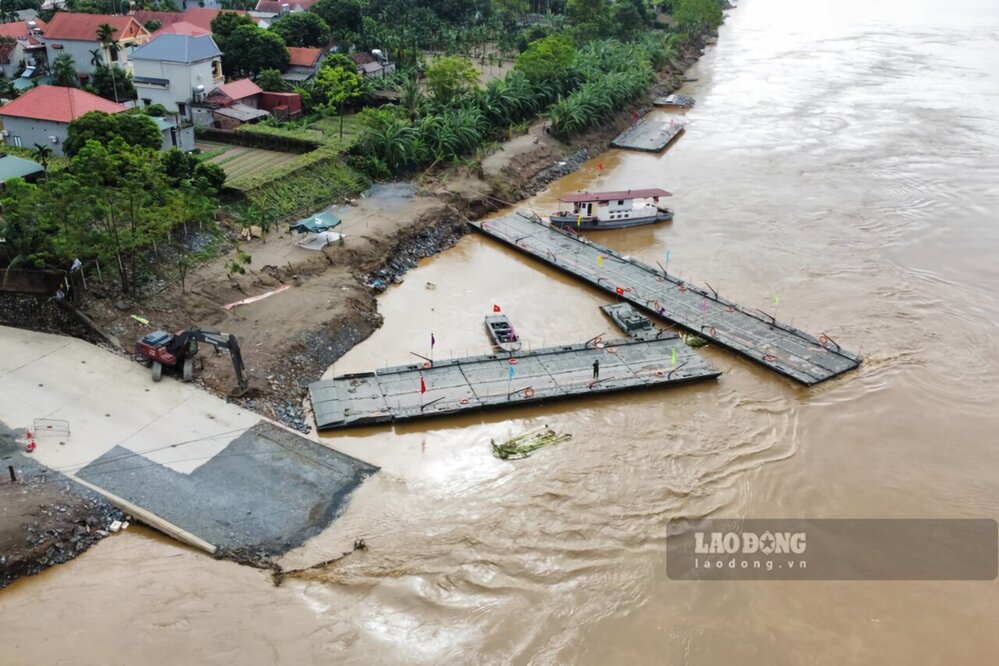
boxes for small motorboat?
[549,188,674,231]
[485,314,521,352]
[600,303,660,341]
[654,94,695,109]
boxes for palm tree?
[51,55,78,87]
[95,24,120,102]
[31,143,53,180]
[96,23,118,64]
[89,48,103,68]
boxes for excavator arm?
[165,329,249,396]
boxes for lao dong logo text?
[694,530,807,555]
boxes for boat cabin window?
[617,200,624,205]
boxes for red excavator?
[135,328,249,396]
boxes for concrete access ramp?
[0,325,376,556]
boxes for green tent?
[290,210,342,234]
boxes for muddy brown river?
[3,0,999,662]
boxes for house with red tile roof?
[282,46,324,83]
[253,0,320,16]
[150,21,212,38]
[42,13,150,75]
[133,8,251,36]
[0,19,48,80]
[0,84,126,155]
[203,78,269,128]
[351,51,395,78]
[208,78,263,106]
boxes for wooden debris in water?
[680,332,708,348]
[491,425,572,460]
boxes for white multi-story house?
[131,33,224,121]
[42,13,150,76]
[0,19,47,80]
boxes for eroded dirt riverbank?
[0,33,710,589]
[0,427,125,589]
[76,38,706,433]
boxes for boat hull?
[485,315,522,352]
[549,209,673,231]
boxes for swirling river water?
[2,0,998,662]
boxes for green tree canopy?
[322,52,359,73]
[63,111,162,158]
[611,0,652,40]
[220,24,290,78]
[423,56,479,105]
[566,0,611,36]
[88,64,136,102]
[492,0,528,24]
[194,162,227,192]
[515,34,576,82]
[310,64,362,135]
[310,0,363,39]
[51,54,78,87]
[255,68,292,92]
[269,11,331,48]
[671,0,723,34]
[0,179,54,272]
[210,10,255,40]
[1,107,220,294]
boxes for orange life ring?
[709,326,717,337]
[524,387,535,398]
[764,354,777,362]
[655,370,665,377]
[819,335,829,346]
[678,285,687,292]
[509,358,518,365]
[656,276,665,283]
[607,346,618,353]
[423,361,431,368]
[726,306,735,313]
[459,398,469,405]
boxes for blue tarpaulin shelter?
[290,210,342,234]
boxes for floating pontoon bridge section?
[610,118,685,152]
[471,212,861,385]
[309,336,719,430]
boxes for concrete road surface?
[0,325,376,554]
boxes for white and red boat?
[548,188,673,230]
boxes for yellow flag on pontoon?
[576,213,582,227]
[597,255,604,267]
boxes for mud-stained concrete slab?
[76,421,377,555]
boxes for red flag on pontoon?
[420,376,427,394]
[493,304,501,313]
